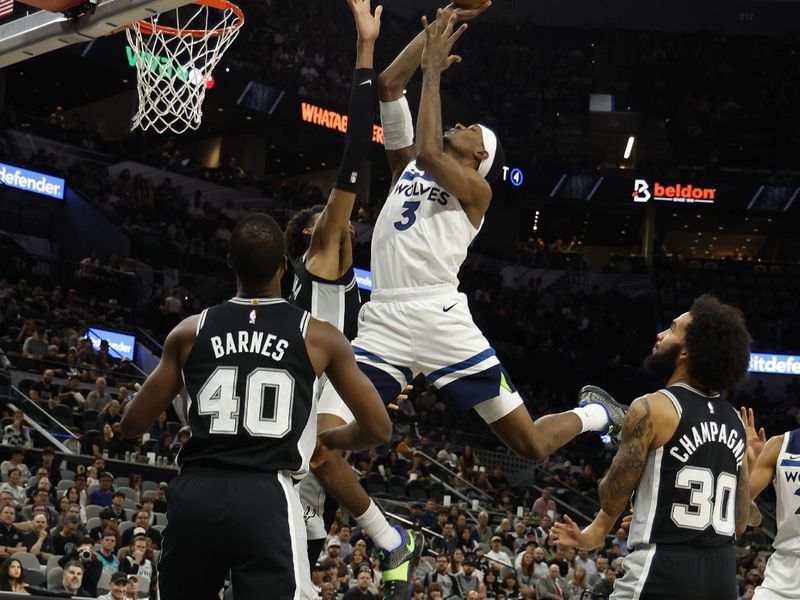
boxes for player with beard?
[552,295,753,600]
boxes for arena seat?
[141,481,159,494]
[84,505,103,520]
[365,472,386,495]
[51,404,74,427]
[45,555,61,576]
[96,569,112,593]
[387,475,408,499]
[12,551,42,573]
[115,486,139,502]
[407,478,429,501]
[56,480,74,491]
[118,521,134,537]
[46,566,62,589]
[24,569,45,587]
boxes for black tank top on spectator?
[179,298,316,476]
[628,382,746,549]
[290,255,360,341]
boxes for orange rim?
[128,0,244,38]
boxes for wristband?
[380,96,414,150]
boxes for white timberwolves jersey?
[371,161,481,291]
[772,429,800,555]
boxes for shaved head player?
[121,214,390,600]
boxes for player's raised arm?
[305,0,381,280]
[379,3,490,185]
[749,434,783,500]
[416,15,491,227]
[304,318,391,451]
[120,315,198,438]
[740,406,778,501]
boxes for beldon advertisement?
[633,179,716,204]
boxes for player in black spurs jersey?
[120,214,390,600]
[285,3,424,599]
[553,295,753,600]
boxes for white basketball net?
[126,1,243,134]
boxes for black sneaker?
[376,527,424,600]
[579,385,628,439]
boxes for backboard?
[0,0,193,68]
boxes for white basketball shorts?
[350,284,522,424]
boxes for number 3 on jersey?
[196,366,295,437]
[394,201,421,231]
[670,466,737,535]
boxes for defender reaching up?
[286,3,424,596]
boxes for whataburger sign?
[301,102,385,145]
[633,179,717,204]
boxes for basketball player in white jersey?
[351,7,627,464]
[742,407,800,600]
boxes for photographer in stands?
[59,536,102,597]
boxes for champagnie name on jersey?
[210,331,288,361]
[394,167,452,205]
[669,420,746,467]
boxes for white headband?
[477,124,498,179]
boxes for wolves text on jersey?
[210,330,288,361]
[393,166,451,206]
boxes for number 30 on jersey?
[670,466,737,535]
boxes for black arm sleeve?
[335,68,376,194]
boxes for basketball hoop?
[125,0,244,134]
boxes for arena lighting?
[749,353,800,375]
[623,136,635,159]
[300,102,384,145]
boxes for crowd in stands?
[654,256,800,355]
[4,1,800,206]
[0,448,166,597]
[0,242,794,599]
[0,251,795,599]
[308,419,773,600]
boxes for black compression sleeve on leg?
[335,68,375,194]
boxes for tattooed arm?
[597,395,657,518]
[552,394,666,550]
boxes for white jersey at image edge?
[771,429,800,555]
[371,161,482,291]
